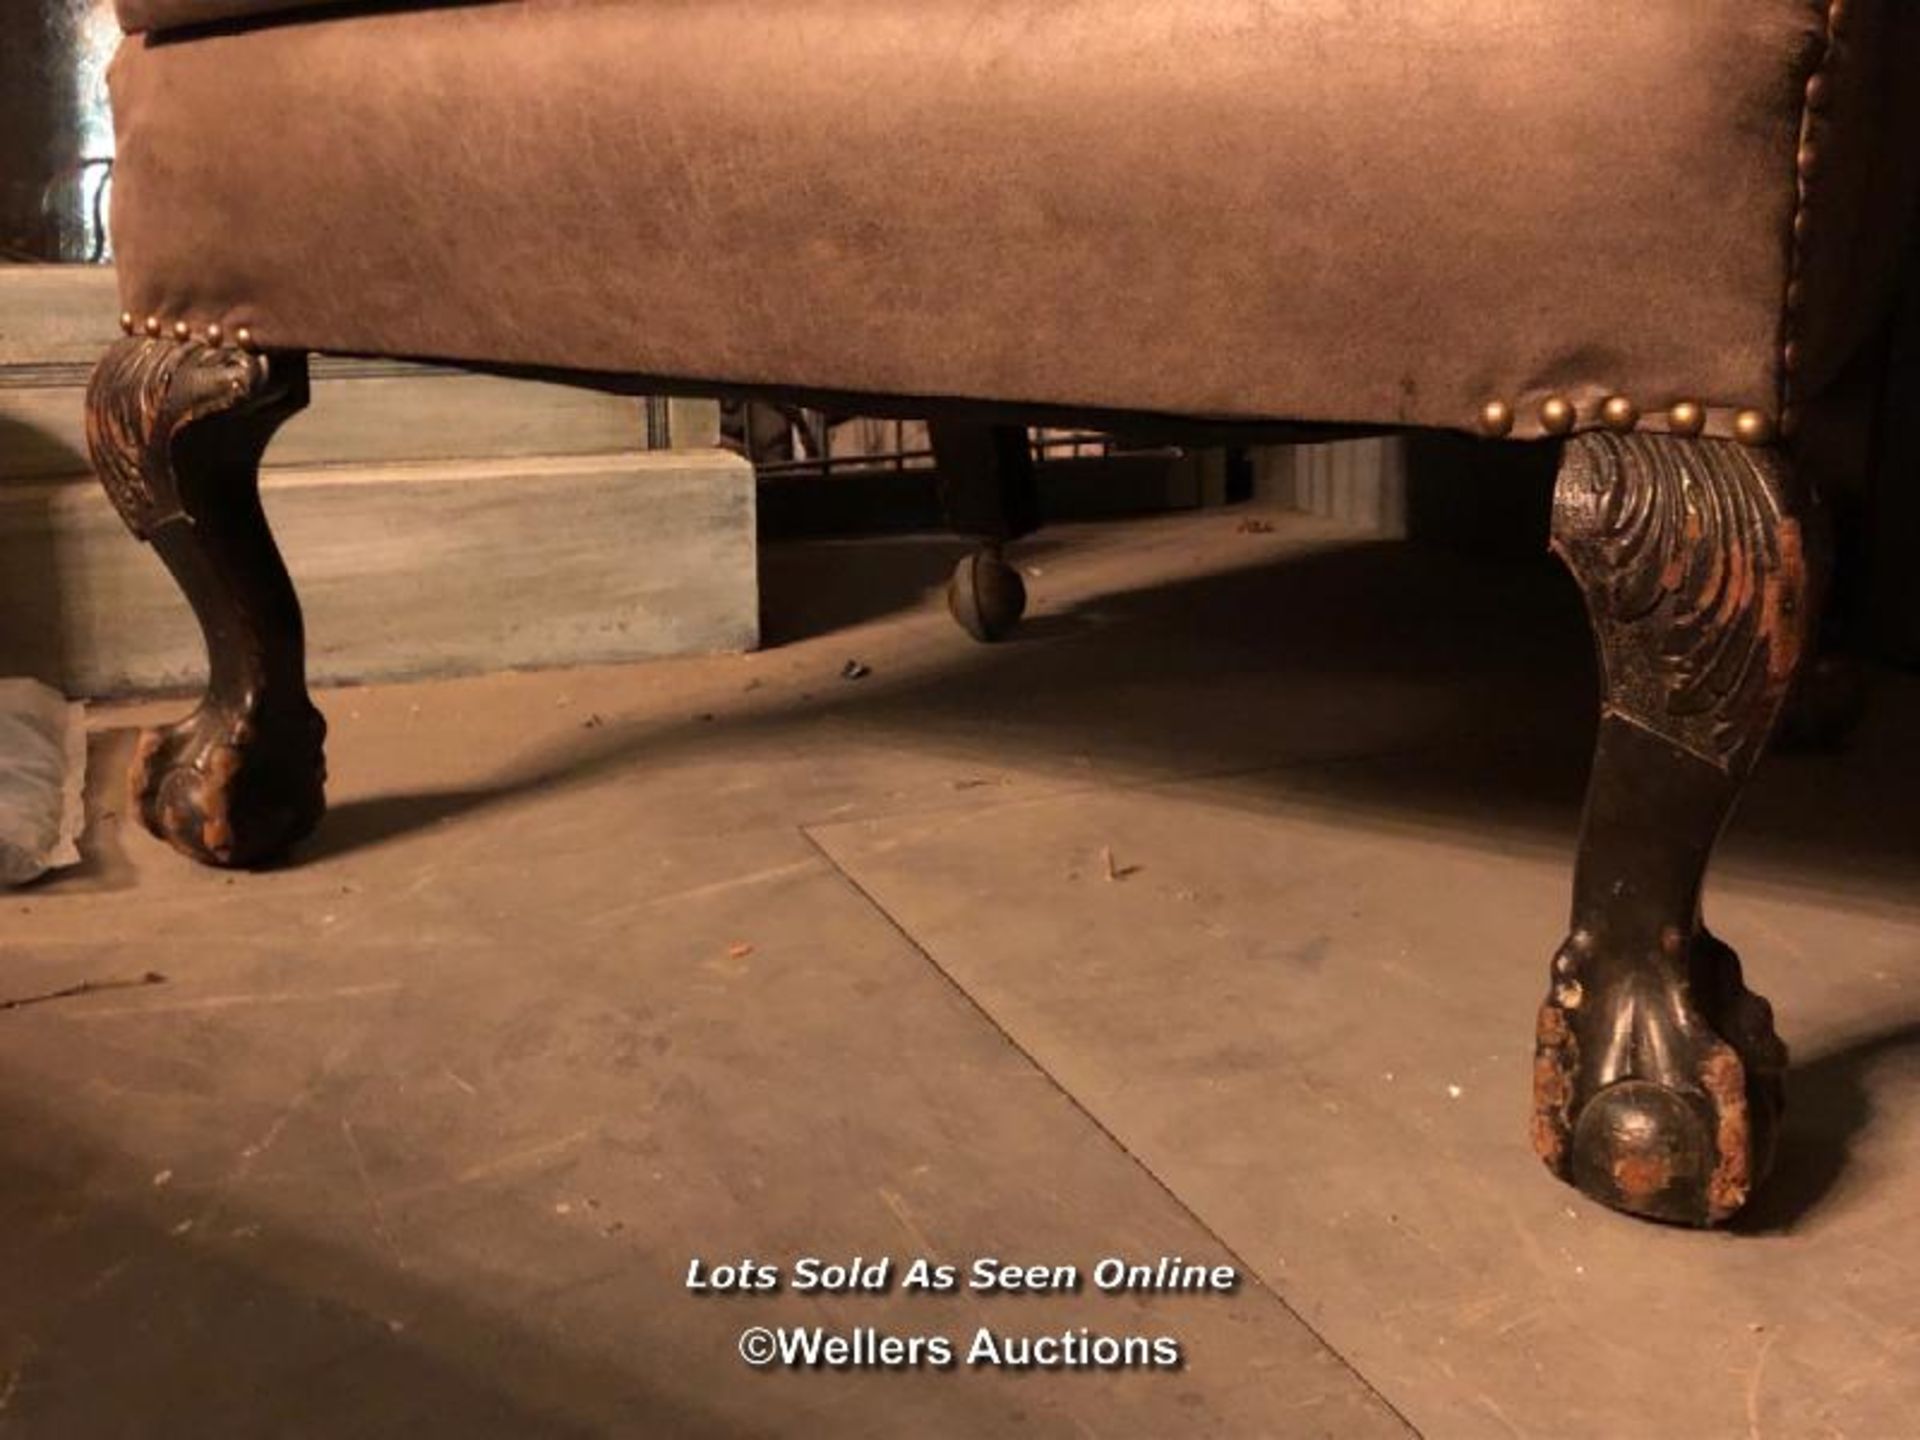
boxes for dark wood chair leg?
[929,420,1040,642]
[1534,432,1823,1226]
[86,337,325,868]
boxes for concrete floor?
[3,505,1916,1438]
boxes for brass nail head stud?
[142,315,161,337]
[205,323,224,345]
[171,320,192,341]
[1669,402,1706,438]
[118,311,135,335]
[1601,396,1639,433]
[1806,73,1831,110]
[1540,397,1576,436]
[234,325,255,350]
[1479,400,1515,438]
[1734,410,1775,446]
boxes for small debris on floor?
[727,942,755,960]
[1102,846,1141,882]
[1236,517,1277,535]
[0,970,166,1013]
[950,778,995,791]
[554,1202,573,1216]
[583,713,605,730]
[841,659,872,681]
[152,1170,173,1188]
[1447,1084,1464,1100]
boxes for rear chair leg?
[86,337,325,867]
[1535,432,1821,1225]
[930,421,1040,642]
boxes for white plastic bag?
[0,679,86,887]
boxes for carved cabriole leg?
[930,420,1040,642]
[1535,433,1821,1226]
[86,338,325,867]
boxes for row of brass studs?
[120,312,255,350]
[1781,0,1845,433]
[110,303,1779,449]
[1477,397,1774,445]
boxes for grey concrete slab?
[808,709,1920,1439]
[2,263,731,697]
[0,526,1419,1436]
[0,821,1410,1437]
[0,451,758,696]
[8,501,1914,1437]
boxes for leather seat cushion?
[106,1,1919,438]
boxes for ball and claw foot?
[87,337,326,870]
[130,702,327,868]
[1533,931,1786,1227]
[948,545,1028,643]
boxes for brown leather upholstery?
[106,1,1920,441]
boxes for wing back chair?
[87,0,1920,1227]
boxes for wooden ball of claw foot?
[947,544,1027,643]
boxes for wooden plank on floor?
[0,451,758,696]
